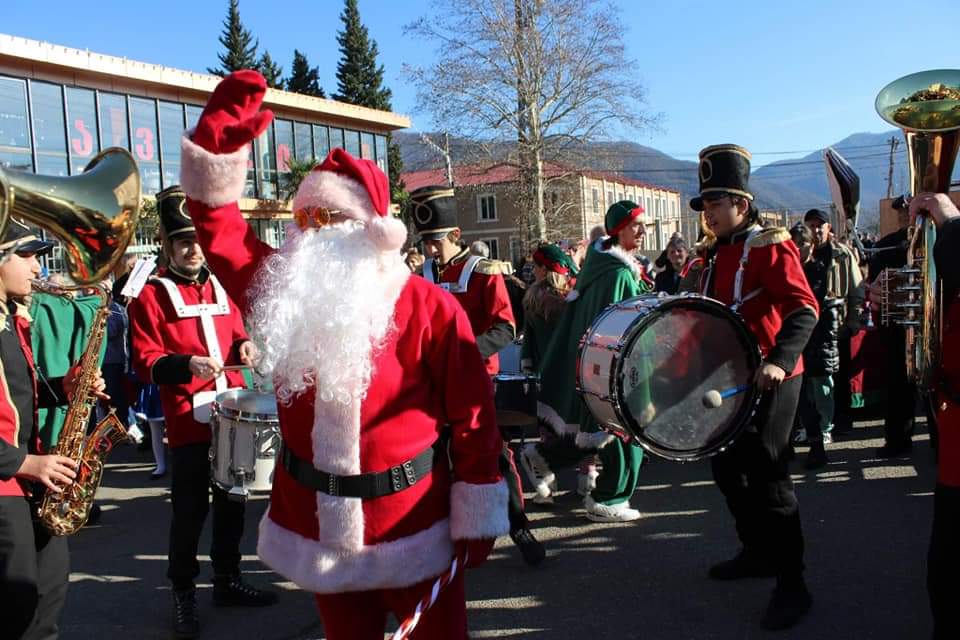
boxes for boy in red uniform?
[691,145,819,630]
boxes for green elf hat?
[605,200,644,236]
[533,243,572,275]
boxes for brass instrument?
[875,70,960,390]
[0,147,141,284]
[34,279,129,536]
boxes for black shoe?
[510,527,546,567]
[761,578,812,630]
[708,550,776,580]
[804,444,829,470]
[85,503,102,526]
[172,588,199,639]
[876,439,912,458]
[212,575,278,607]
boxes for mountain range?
[396,130,960,230]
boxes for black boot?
[804,442,828,470]
[510,527,546,567]
[876,439,912,458]
[212,574,279,607]
[761,577,812,630]
[708,549,776,580]
[172,588,199,639]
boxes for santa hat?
[292,148,407,253]
[533,244,571,276]
[605,200,644,236]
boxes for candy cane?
[391,549,468,640]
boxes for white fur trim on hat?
[293,170,377,224]
[367,215,409,253]
[179,131,249,207]
[449,479,509,540]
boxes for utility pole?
[886,136,900,198]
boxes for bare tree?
[404,0,657,247]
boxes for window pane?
[344,130,360,157]
[313,124,330,159]
[329,127,344,150]
[275,119,293,174]
[294,122,313,161]
[99,92,129,150]
[129,97,160,193]
[31,82,68,176]
[158,101,185,189]
[0,76,32,170]
[374,134,387,174]
[244,144,256,198]
[65,87,100,174]
[185,105,203,129]
[360,132,375,160]
[255,125,277,199]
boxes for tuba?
[875,69,960,390]
[0,147,141,284]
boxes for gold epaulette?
[747,227,791,249]
[474,259,514,276]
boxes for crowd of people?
[2,69,959,640]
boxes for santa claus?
[178,70,508,639]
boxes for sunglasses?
[293,206,347,230]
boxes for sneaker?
[126,423,145,444]
[708,549,776,581]
[577,468,599,497]
[212,575,278,607]
[172,588,199,639]
[519,444,556,500]
[792,428,808,445]
[761,578,812,630]
[584,496,641,523]
[804,443,829,470]
[822,432,833,445]
[876,439,912,459]
[510,527,546,566]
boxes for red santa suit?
[178,71,507,639]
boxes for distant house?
[402,163,682,263]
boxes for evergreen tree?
[333,0,391,109]
[286,50,325,98]
[258,50,284,89]
[207,0,259,76]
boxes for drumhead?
[214,389,279,422]
[614,295,761,460]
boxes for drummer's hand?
[189,356,224,381]
[238,340,259,367]
[64,364,110,402]
[909,193,960,228]
[754,362,786,392]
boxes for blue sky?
[5,0,959,166]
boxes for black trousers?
[928,484,960,640]
[167,443,245,590]
[0,496,69,640]
[881,326,916,446]
[498,442,528,532]
[711,375,805,579]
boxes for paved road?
[62,419,934,639]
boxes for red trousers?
[314,571,467,640]
[936,394,960,487]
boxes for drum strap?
[278,442,438,498]
[731,225,762,313]
[423,255,483,293]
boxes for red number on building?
[71,119,93,157]
[135,127,154,161]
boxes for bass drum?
[576,293,762,461]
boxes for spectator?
[655,236,691,294]
[470,240,490,258]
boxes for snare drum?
[210,389,281,499]
[493,373,539,427]
[576,293,761,461]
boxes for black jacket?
[802,244,841,375]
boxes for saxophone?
[34,279,130,536]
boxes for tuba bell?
[0,147,141,284]
[874,69,960,390]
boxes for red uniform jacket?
[0,307,42,497]
[127,270,248,448]
[178,133,508,594]
[703,226,819,378]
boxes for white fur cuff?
[575,430,616,450]
[449,480,509,540]
[180,131,249,207]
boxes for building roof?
[0,33,410,131]
[401,162,679,194]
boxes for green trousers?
[591,438,643,506]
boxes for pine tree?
[258,50,284,89]
[333,0,391,110]
[286,50,325,98]
[207,0,259,76]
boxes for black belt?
[279,442,437,498]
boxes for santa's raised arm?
[178,70,508,639]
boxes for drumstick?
[221,365,253,372]
[702,384,751,409]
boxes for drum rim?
[614,294,762,461]
[213,389,279,422]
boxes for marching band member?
[912,192,960,640]
[409,186,544,566]
[535,201,654,522]
[128,187,275,640]
[691,145,818,630]
[179,71,507,639]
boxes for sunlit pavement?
[62,418,934,639]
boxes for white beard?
[247,221,409,406]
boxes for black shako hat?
[410,185,459,240]
[0,218,55,256]
[689,144,755,211]
[157,185,195,239]
[804,208,830,224]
